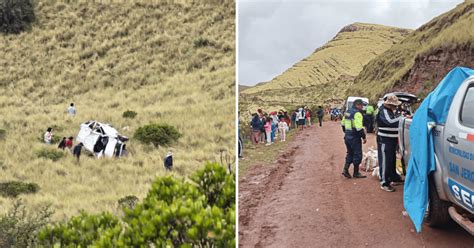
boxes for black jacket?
[376,105,401,139]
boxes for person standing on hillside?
[341,99,367,179]
[250,113,262,145]
[164,151,173,170]
[376,95,404,192]
[44,127,53,144]
[67,103,76,117]
[65,136,74,150]
[58,137,67,150]
[73,142,83,162]
[317,106,324,127]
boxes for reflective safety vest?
[366,105,375,115]
[341,107,364,133]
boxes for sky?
[238,0,464,86]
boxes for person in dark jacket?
[341,99,367,178]
[164,151,173,170]
[376,95,403,192]
[317,106,324,127]
[58,137,67,150]
[73,143,83,162]
[250,113,262,145]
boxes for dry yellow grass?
[0,0,235,220]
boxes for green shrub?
[0,0,35,34]
[0,200,53,248]
[36,148,64,161]
[134,123,181,147]
[38,212,121,247]
[0,181,39,198]
[122,110,137,119]
[0,129,5,140]
[39,163,236,247]
[117,195,138,210]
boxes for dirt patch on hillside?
[393,45,474,95]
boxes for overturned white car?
[76,120,128,158]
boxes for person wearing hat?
[376,94,404,192]
[341,99,367,179]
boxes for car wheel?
[425,175,451,227]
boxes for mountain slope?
[349,1,474,101]
[0,1,234,219]
[240,23,410,111]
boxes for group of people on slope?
[341,95,408,192]
[43,126,83,161]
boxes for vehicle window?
[461,86,474,128]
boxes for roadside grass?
[0,1,235,220]
[239,130,296,177]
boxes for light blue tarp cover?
[404,66,474,232]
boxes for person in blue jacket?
[341,99,367,178]
[376,95,404,192]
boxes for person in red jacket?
[65,136,74,150]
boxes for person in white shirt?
[67,103,76,116]
[44,127,53,144]
[278,118,289,142]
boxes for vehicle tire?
[425,175,451,227]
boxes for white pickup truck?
[399,75,474,234]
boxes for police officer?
[364,104,375,133]
[376,95,404,192]
[341,99,367,179]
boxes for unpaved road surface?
[239,121,474,248]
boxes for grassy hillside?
[349,1,474,101]
[0,1,234,220]
[240,23,410,112]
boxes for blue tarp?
[404,66,474,232]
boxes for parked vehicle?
[399,75,474,234]
[344,96,368,112]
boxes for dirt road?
[239,121,473,247]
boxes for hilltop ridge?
[240,22,411,111]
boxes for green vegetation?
[117,195,139,210]
[134,123,182,147]
[0,1,234,218]
[35,148,64,161]
[38,163,235,247]
[0,200,53,248]
[122,110,137,119]
[241,23,411,112]
[349,1,474,101]
[0,129,5,140]
[0,0,35,34]
[0,181,39,197]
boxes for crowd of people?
[238,105,329,159]
[340,95,410,192]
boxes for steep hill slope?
[240,23,410,111]
[349,1,474,101]
[0,1,234,219]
